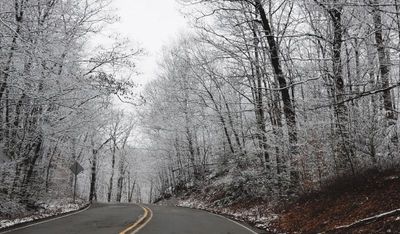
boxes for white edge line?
[131,205,153,234]
[0,204,91,234]
[207,211,259,234]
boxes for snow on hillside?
[0,199,87,230]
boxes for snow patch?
[0,200,87,229]
[177,197,277,231]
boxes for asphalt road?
[2,204,259,234]
[140,205,258,234]
[2,203,143,234]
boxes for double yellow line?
[119,205,153,234]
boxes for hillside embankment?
[158,169,400,233]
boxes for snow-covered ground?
[177,197,277,231]
[0,200,88,230]
[153,170,279,232]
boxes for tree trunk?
[89,147,97,202]
[253,24,270,172]
[372,0,397,124]
[328,5,354,175]
[254,0,298,185]
[107,138,117,202]
[45,145,58,192]
[203,86,235,155]
[116,157,125,202]
[21,137,43,197]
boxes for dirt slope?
[273,170,400,233]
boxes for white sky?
[109,0,188,86]
[102,1,189,199]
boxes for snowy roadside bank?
[0,200,89,231]
[178,198,278,232]
[155,170,400,233]
[157,196,278,233]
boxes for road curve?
[1,203,260,234]
[1,203,143,234]
[138,205,259,234]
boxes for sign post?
[70,161,84,203]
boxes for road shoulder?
[0,203,90,234]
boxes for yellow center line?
[131,206,153,234]
[119,205,152,234]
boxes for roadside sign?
[70,161,84,175]
[70,161,84,203]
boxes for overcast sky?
[109,0,188,86]
[103,0,189,194]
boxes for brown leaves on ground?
[272,169,400,233]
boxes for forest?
[1,0,400,232]
[0,0,144,219]
[144,0,400,202]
